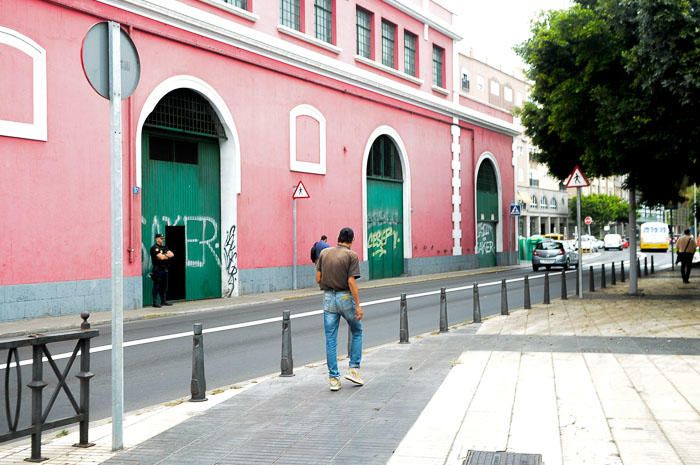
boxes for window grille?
[404,31,417,77]
[381,20,396,68]
[281,0,301,30]
[223,0,247,8]
[367,135,402,181]
[461,73,470,90]
[314,0,333,43]
[144,89,226,139]
[432,45,444,87]
[356,8,372,58]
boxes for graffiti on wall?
[476,222,495,255]
[223,225,238,297]
[368,226,401,258]
[141,215,223,273]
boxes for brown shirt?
[676,235,698,254]
[316,245,361,291]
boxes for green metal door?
[476,161,498,267]
[367,179,404,279]
[366,135,404,279]
[142,131,221,304]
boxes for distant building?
[457,49,568,238]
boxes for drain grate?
[464,450,543,464]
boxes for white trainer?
[329,377,342,391]
[344,368,364,386]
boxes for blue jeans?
[323,291,363,378]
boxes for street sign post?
[292,181,310,290]
[82,21,140,452]
[566,165,590,298]
[509,203,522,216]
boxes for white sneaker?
[329,377,341,391]
[344,368,364,386]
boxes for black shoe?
[153,303,161,308]
[162,301,173,306]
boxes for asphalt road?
[1,249,672,434]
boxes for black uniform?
[150,243,171,306]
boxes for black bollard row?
[399,293,409,344]
[637,258,642,278]
[439,287,448,332]
[644,256,649,276]
[561,269,568,300]
[280,310,294,377]
[621,261,626,283]
[651,255,655,274]
[589,265,595,292]
[543,272,551,305]
[501,279,509,315]
[576,267,580,296]
[190,323,207,402]
[524,276,532,310]
[473,283,482,323]
[611,262,617,286]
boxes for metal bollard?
[280,310,294,377]
[543,272,551,304]
[500,279,509,315]
[621,260,626,283]
[561,269,568,300]
[637,258,642,278]
[472,283,482,323]
[399,293,409,344]
[524,276,532,309]
[651,255,655,274]
[589,265,595,292]
[611,262,617,286]
[644,257,649,276]
[601,264,607,289]
[439,287,448,332]
[575,267,580,296]
[190,323,207,402]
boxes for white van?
[603,233,623,251]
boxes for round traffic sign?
[584,216,592,225]
[82,22,140,100]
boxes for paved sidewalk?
[1,270,698,464]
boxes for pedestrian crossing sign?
[565,165,590,188]
[292,180,310,199]
[509,203,521,216]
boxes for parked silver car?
[532,240,579,271]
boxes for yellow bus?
[639,222,669,252]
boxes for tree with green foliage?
[517,0,700,293]
[568,194,629,236]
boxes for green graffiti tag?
[368,226,401,258]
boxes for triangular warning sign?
[565,165,590,188]
[292,180,310,199]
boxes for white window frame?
[504,86,513,102]
[540,196,547,209]
[0,27,47,141]
[530,195,538,208]
[490,80,500,96]
[289,104,326,174]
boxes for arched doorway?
[141,89,226,305]
[366,135,404,279]
[476,159,499,267]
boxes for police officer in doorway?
[150,233,174,307]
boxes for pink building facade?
[0,0,518,321]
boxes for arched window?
[550,197,557,209]
[540,196,547,209]
[530,195,537,208]
[367,135,402,181]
